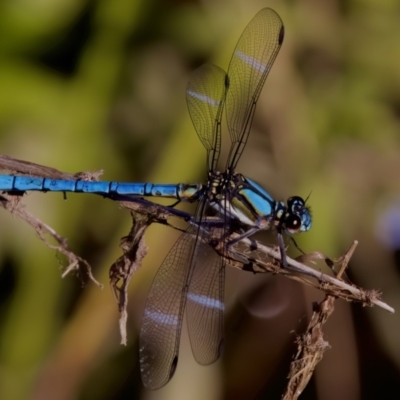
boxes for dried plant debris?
[0,155,395,396]
[0,154,101,180]
[282,241,357,400]
[226,237,393,313]
[109,213,149,345]
[0,191,102,287]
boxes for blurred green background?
[1,0,400,399]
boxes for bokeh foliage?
[1,0,400,399]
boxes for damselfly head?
[285,196,312,233]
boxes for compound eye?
[285,214,302,234]
[287,196,305,213]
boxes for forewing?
[139,225,198,390]
[226,8,284,169]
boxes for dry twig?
[281,241,358,400]
[0,155,395,396]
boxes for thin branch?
[282,241,358,400]
[109,213,149,345]
[0,154,395,397]
[0,192,102,287]
[0,154,102,180]
[225,237,393,313]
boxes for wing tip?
[279,25,285,45]
[142,355,179,390]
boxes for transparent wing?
[187,63,228,171]
[139,224,198,389]
[186,235,225,365]
[187,182,235,364]
[226,8,284,169]
[139,199,213,389]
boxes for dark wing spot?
[278,26,285,45]
[169,356,178,380]
[224,74,230,89]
